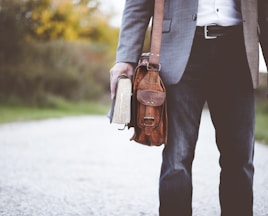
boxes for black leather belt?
[196,25,242,39]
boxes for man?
[110,0,268,215]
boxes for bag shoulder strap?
[149,0,165,66]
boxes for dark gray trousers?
[159,27,255,216]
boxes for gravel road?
[0,110,267,216]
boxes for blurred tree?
[0,0,119,105]
[0,0,119,62]
[23,0,101,41]
[0,0,117,42]
[0,0,26,63]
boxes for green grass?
[1,100,267,145]
[255,94,268,145]
[0,101,109,124]
[255,112,268,145]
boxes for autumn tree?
[22,0,100,41]
[0,0,118,42]
[0,0,119,104]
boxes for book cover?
[108,76,132,125]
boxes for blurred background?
[0,0,267,143]
[0,0,152,120]
[0,0,120,108]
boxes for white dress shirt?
[196,0,243,26]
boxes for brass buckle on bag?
[146,62,161,71]
[144,116,155,126]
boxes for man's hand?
[109,62,135,99]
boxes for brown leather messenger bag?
[129,0,167,146]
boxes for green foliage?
[0,40,112,106]
[255,73,268,114]
[255,113,268,145]
[255,99,268,144]
[24,0,100,41]
[0,0,119,43]
[255,73,268,144]
[0,0,119,107]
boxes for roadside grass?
[0,99,267,145]
[255,112,268,145]
[255,99,268,145]
[0,101,109,124]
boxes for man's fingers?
[109,62,134,99]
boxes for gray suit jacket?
[116,0,268,88]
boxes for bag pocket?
[136,89,166,130]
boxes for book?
[108,76,132,125]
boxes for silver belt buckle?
[204,25,217,39]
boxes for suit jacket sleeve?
[259,0,268,67]
[116,0,154,64]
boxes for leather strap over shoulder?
[149,0,165,66]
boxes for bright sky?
[260,49,267,72]
[99,0,267,72]
[99,0,125,27]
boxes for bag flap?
[137,90,166,106]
